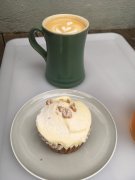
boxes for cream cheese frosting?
[36,96,91,149]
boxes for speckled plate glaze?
[10,89,117,180]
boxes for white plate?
[10,89,117,180]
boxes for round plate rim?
[10,89,117,180]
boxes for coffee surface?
[44,16,86,34]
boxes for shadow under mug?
[29,14,89,88]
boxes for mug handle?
[29,28,47,62]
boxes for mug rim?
[42,14,89,36]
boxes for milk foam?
[43,15,88,34]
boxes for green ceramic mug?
[29,14,89,88]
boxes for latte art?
[46,18,85,34]
[43,15,88,35]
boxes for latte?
[42,14,89,35]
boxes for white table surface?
[0,33,135,180]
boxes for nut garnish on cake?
[36,96,91,153]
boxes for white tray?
[0,33,135,180]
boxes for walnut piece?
[46,99,53,105]
[62,108,72,118]
[66,99,70,103]
[59,98,70,104]
[69,103,77,112]
[58,106,65,112]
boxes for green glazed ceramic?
[29,14,89,88]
